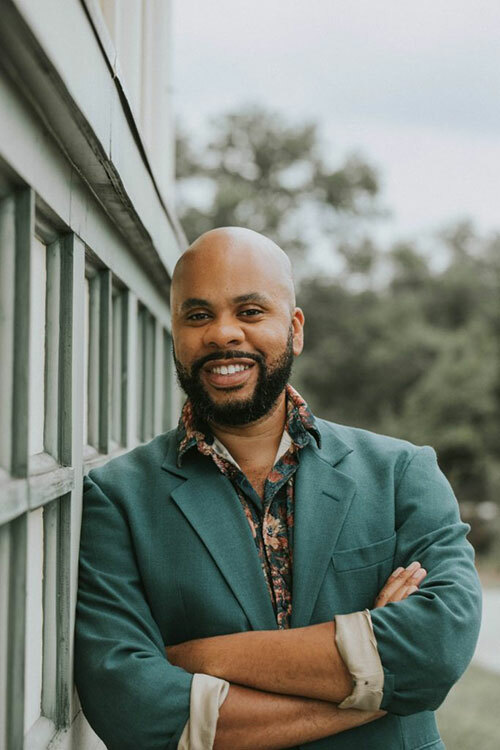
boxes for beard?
[173,328,294,427]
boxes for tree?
[176,106,380,261]
[292,230,500,551]
[176,107,500,553]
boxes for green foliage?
[294,236,500,549]
[176,106,380,253]
[176,107,500,552]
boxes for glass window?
[163,329,174,432]
[136,305,156,442]
[29,236,47,456]
[143,311,155,441]
[83,275,90,447]
[136,303,145,441]
[0,523,9,745]
[0,195,15,473]
[24,507,44,732]
[111,288,125,446]
[87,272,101,450]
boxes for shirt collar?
[176,384,320,467]
[211,427,293,472]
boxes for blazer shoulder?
[316,417,429,477]
[86,428,178,498]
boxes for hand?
[373,561,427,609]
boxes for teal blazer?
[75,419,482,750]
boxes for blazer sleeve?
[370,445,482,716]
[74,473,192,750]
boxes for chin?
[199,384,249,407]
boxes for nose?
[202,315,245,349]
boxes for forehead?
[172,245,290,306]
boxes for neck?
[210,390,287,464]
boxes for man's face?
[171,241,304,427]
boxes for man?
[75,227,481,750]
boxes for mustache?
[191,350,264,376]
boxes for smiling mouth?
[208,363,252,375]
[202,360,257,388]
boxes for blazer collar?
[160,420,356,630]
[291,420,356,627]
[163,443,278,630]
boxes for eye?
[239,308,263,317]
[186,312,211,321]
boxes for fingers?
[374,561,427,609]
[390,567,426,602]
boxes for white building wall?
[0,1,183,748]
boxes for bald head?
[171,227,295,313]
[170,226,305,415]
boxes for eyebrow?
[232,292,272,305]
[180,297,211,313]
[180,292,271,313]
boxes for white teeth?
[210,363,250,375]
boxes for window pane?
[0,523,9,745]
[136,305,144,441]
[29,237,46,456]
[83,276,89,446]
[111,290,124,445]
[86,274,100,449]
[163,329,173,432]
[41,498,60,722]
[143,312,155,440]
[24,507,44,732]
[0,196,15,472]
[136,306,156,442]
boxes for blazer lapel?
[291,423,356,628]
[162,447,277,632]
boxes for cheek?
[247,322,290,351]
[172,330,202,363]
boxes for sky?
[172,0,500,248]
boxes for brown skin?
[167,565,427,750]
[170,227,427,749]
[167,563,427,697]
[212,687,384,750]
[171,227,304,492]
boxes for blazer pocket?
[332,532,397,572]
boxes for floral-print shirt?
[176,384,320,629]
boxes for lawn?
[436,664,500,749]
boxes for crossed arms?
[167,564,426,750]
[75,446,482,750]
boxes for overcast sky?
[172,1,500,246]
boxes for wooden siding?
[0,1,182,748]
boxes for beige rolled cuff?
[177,673,230,750]
[335,609,384,711]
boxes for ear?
[291,307,305,356]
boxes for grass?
[436,664,500,749]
